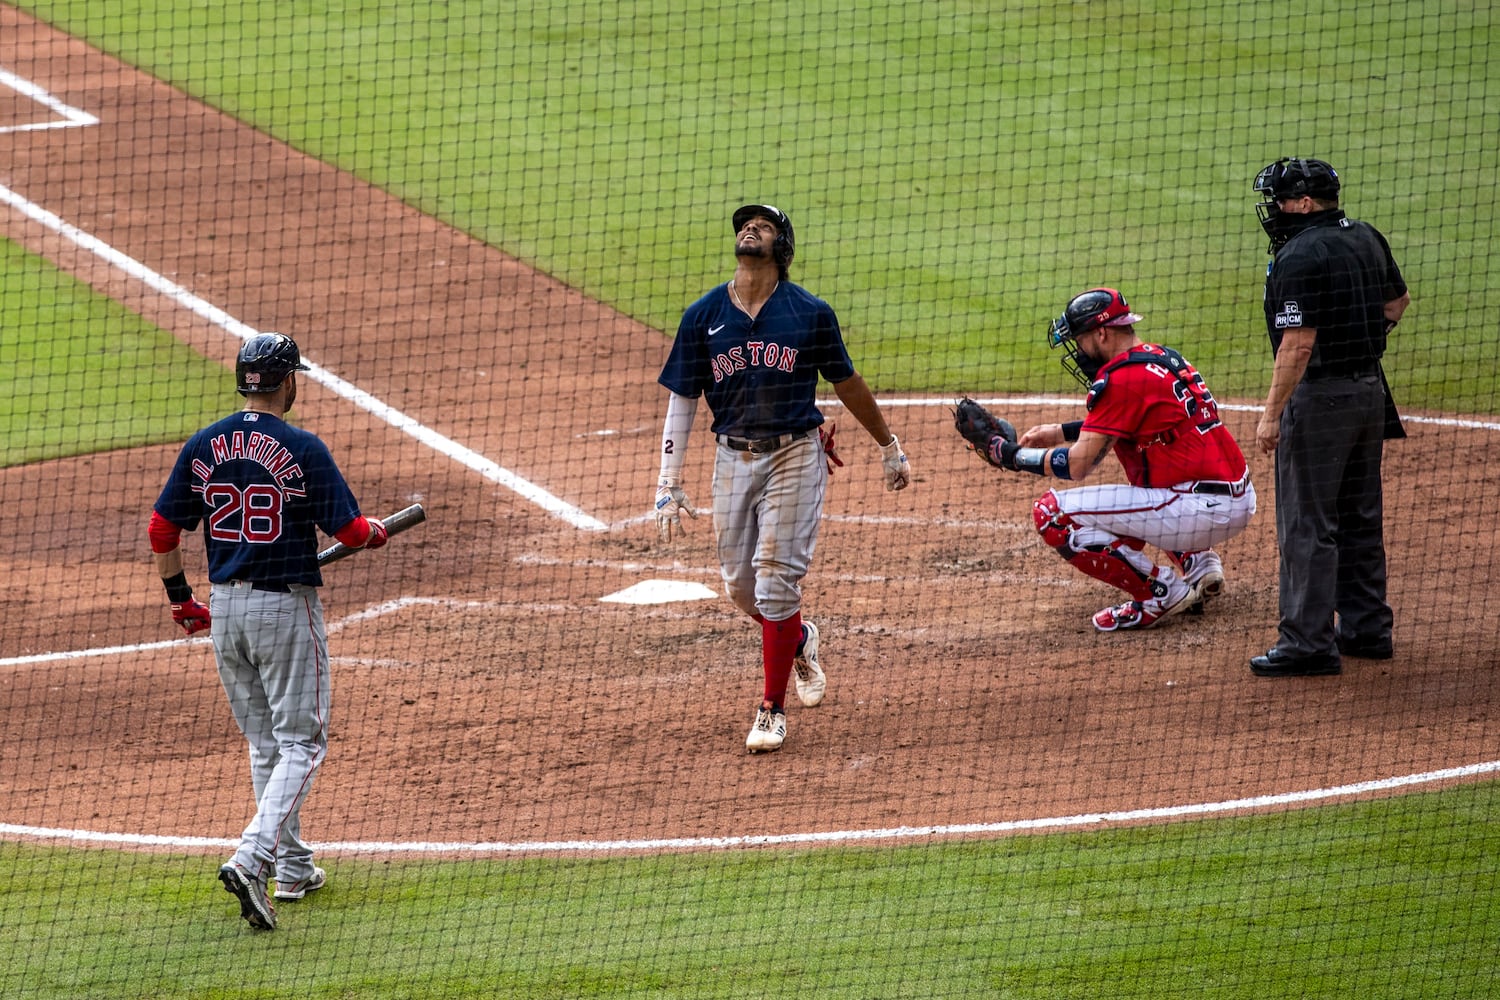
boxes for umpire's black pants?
[1274,375,1393,657]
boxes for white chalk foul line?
[0,597,465,668]
[0,178,604,531]
[5,759,1495,856]
[0,65,100,133]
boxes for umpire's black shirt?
[1263,210,1408,379]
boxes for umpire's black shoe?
[1249,648,1342,678]
[1336,634,1394,660]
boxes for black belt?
[1305,367,1380,382]
[717,431,808,455]
[1174,472,1251,498]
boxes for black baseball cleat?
[1336,634,1394,660]
[1249,648,1342,678]
[219,863,277,930]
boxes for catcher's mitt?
[953,398,1017,463]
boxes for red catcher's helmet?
[1048,288,1142,345]
[1046,288,1143,387]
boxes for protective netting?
[2,2,1497,996]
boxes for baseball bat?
[317,503,427,566]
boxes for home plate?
[600,579,720,605]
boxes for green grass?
[3,781,1496,998]
[12,0,1500,409]
[0,238,229,466]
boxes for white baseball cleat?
[274,866,326,900]
[1178,549,1225,607]
[1093,571,1197,633]
[792,621,826,707]
[746,705,787,753]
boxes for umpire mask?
[1254,157,1341,251]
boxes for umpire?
[1249,157,1411,677]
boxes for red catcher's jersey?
[1081,344,1247,488]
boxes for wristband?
[1049,448,1073,480]
[1062,420,1083,442]
[162,571,193,604]
[1013,447,1047,475]
[996,440,1047,475]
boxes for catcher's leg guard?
[1033,490,1158,601]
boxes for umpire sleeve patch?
[1274,300,1304,328]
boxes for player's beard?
[284,375,298,412]
[735,239,770,261]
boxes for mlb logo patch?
[1274,300,1303,329]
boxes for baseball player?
[653,203,911,753]
[954,288,1256,632]
[149,333,387,931]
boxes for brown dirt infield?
[2,7,1497,855]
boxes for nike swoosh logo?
[1204,500,1221,508]
[708,324,725,337]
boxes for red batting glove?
[364,518,388,550]
[818,422,844,474]
[170,598,212,636]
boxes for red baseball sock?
[761,612,801,708]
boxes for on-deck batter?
[960,287,1256,632]
[150,333,387,930]
[653,204,911,753]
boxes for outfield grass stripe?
[5,759,1496,858]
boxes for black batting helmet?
[732,204,795,273]
[236,333,310,395]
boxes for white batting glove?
[654,484,696,541]
[880,435,910,491]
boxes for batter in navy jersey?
[150,333,387,930]
[654,204,911,753]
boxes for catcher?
[955,287,1257,632]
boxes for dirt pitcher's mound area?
[2,7,1496,854]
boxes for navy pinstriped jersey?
[658,282,856,439]
[154,411,360,586]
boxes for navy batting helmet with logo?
[732,204,795,273]
[236,333,310,395]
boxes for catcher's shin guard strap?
[1032,491,1154,600]
[1065,544,1157,601]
